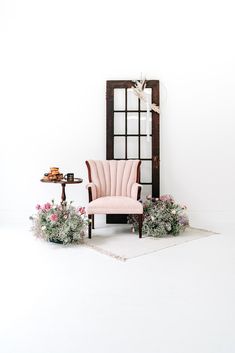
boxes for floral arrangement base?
[49,238,64,244]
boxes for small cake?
[43,168,63,181]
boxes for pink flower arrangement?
[31,200,88,244]
[128,194,189,237]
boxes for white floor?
[0,221,235,353]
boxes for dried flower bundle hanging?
[132,79,160,141]
[132,79,160,113]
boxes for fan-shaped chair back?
[86,160,140,199]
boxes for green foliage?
[128,195,189,237]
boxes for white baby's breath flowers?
[41,225,46,230]
[171,210,176,214]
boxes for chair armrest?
[131,183,142,200]
[86,182,97,202]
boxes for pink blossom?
[78,207,86,215]
[43,202,52,211]
[159,194,174,202]
[50,213,58,222]
[35,204,41,210]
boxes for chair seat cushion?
[87,196,143,215]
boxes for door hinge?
[153,156,160,168]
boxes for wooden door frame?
[106,80,160,222]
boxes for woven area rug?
[83,225,218,261]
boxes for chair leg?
[138,214,143,238]
[88,215,92,239]
[92,215,95,229]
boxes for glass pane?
[140,136,152,159]
[114,113,125,134]
[127,88,138,110]
[140,112,152,134]
[114,136,125,158]
[127,136,138,159]
[140,88,152,110]
[141,184,152,201]
[114,89,125,110]
[127,113,138,134]
[141,160,152,183]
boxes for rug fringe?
[83,242,127,262]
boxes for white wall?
[0,0,235,229]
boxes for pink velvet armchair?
[85,160,143,238]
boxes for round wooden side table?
[40,178,83,204]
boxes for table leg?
[61,183,66,204]
[92,215,95,229]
